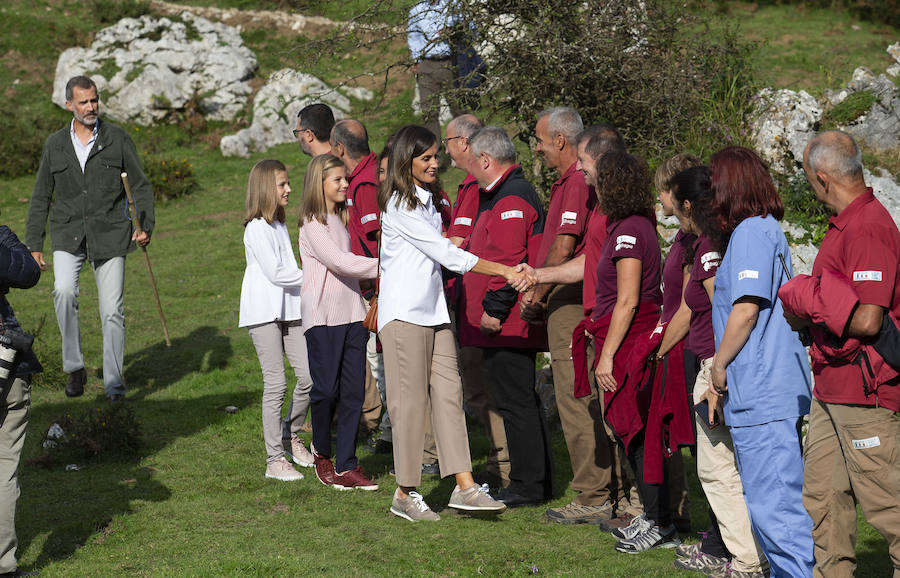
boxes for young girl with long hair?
[239,159,315,482]
[298,153,379,490]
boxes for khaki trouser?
[802,398,900,578]
[0,376,30,574]
[458,345,510,485]
[693,358,767,573]
[549,282,614,506]
[380,320,471,487]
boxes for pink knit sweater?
[297,213,378,330]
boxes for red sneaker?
[314,452,336,487]
[333,466,378,491]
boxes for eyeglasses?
[292,128,308,138]
[441,136,464,148]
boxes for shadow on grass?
[122,325,232,400]
[18,388,256,572]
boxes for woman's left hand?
[594,354,617,392]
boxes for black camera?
[0,327,33,385]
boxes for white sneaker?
[265,457,304,481]
[448,484,507,512]
[285,435,314,468]
[390,489,440,521]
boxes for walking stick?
[121,172,172,347]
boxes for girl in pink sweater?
[297,154,379,491]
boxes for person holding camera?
[0,225,42,578]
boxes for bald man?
[790,130,900,577]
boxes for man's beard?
[75,111,98,126]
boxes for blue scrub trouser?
[731,418,814,578]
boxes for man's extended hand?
[30,251,46,271]
[480,312,502,335]
[133,231,150,247]
[509,263,537,292]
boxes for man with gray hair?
[785,130,900,576]
[460,126,552,507]
[525,107,612,524]
[26,75,154,402]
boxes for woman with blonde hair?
[298,153,379,490]
[239,159,315,482]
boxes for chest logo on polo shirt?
[346,198,353,206]
[853,270,882,282]
[360,213,377,225]
[561,211,578,226]
[454,216,472,226]
[701,251,721,272]
[615,234,636,250]
[441,198,451,206]
[738,269,758,280]
[501,210,523,220]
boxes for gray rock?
[219,69,350,158]
[866,167,900,231]
[750,88,822,173]
[54,12,257,125]
[841,67,900,151]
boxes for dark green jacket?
[26,120,155,261]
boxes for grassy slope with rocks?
[0,0,895,575]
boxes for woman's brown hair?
[377,124,442,212]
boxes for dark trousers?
[628,431,671,526]
[306,322,367,473]
[483,347,553,501]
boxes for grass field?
[0,0,896,575]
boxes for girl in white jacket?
[239,159,315,481]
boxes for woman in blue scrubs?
[704,147,814,578]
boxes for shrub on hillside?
[780,171,829,244]
[0,111,67,179]
[144,157,198,201]
[736,0,900,28]
[90,0,151,25]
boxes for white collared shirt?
[238,219,304,327]
[69,119,98,173]
[378,185,478,330]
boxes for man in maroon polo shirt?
[793,130,900,577]
[444,114,511,489]
[461,126,552,506]
[329,119,383,436]
[522,107,611,524]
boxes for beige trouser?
[360,353,383,435]
[550,282,615,506]
[458,345,510,485]
[380,320,471,487]
[802,398,900,578]
[693,358,767,573]
[0,376,29,574]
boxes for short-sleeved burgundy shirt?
[684,235,721,359]
[583,206,608,317]
[811,189,900,408]
[661,229,696,323]
[592,214,661,320]
[536,162,596,266]
[447,174,479,241]
[347,153,380,258]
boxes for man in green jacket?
[26,75,155,402]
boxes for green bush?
[0,110,67,179]
[780,171,830,244]
[144,157,199,201]
[32,403,143,466]
[714,0,900,28]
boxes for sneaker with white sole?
[611,513,651,540]
[673,551,730,573]
[285,435,314,468]
[706,563,769,578]
[390,490,440,522]
[545,500,614,524]
[614,522,681,553]
[333,466,378,491]
[265,457,303,481]
[448,484,507,512]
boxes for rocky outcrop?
[750,88,821,173]
[53,13,257,125]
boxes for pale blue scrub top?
[712,215,812,427]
